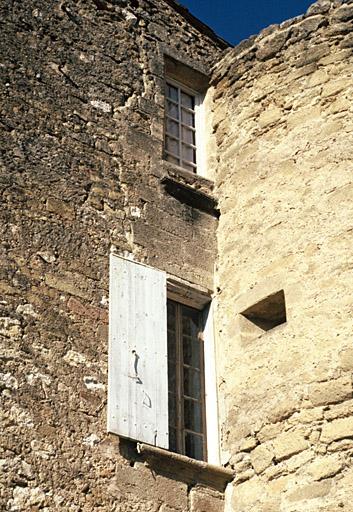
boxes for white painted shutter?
[108,253,168,449]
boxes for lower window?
[108,254,219,464]
[167,300,207,461]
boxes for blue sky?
[180,0,314,45]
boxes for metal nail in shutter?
[108,254,168,449]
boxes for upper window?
[163,57,209,177]
[164,81,200,174]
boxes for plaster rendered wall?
[0,1,224,510]
[212,1,353,510]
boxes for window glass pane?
[184,367,201,400]
[181,108,194,126]
[182,306,201,368]
[181,127,195,145]
[185,432,203,460]
[167,302,177,388]
[183,336,200,368]
[167,331,176,361]
[181,144,196,164]
[168,360,176,390]
[165,136,179,157]
[182,162,196,173]
[168,392,177,425]
[181,91,194,109]
[167,301,176,329]
[166,84,178,102]
[166,154,179,166]
[182,307,199,335]
[169,427,178,452]
[184,399,202,433]
[167,101,179,120]
[166,118,179,138]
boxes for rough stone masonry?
[1,0,353,511]
[0,0,224,510]
[212,0,353,510]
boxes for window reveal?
[167,300,207,461]
[165,82,198,174]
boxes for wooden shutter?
[108,254,168,449]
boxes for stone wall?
[4,0,353,509]
[0,1,224,510]
[212,1,353,510]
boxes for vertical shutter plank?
[108,254,168,449]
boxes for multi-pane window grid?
[167,300,207,461]
[165,82,197,173]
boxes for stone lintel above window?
[165,56,209,93]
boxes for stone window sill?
[161,160,214,191]
[137,443,234,492]
[161,165,219,218]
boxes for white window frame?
[164,78,206,178]
[202,301,220,465]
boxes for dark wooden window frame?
[167,299,207,461]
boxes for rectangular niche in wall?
[239,290,287,342]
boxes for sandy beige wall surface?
[212,1,353,510]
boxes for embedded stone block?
[321,417,353,443]
[240,436,258,452]
[332,5,353,22]
[251,443,274,473]
[258,107,283,129]
[273,431,308,461]
[287,480,332,502]
[321,78,352,98]
[339,348,353,371]
[189,486,224,512]
[307,455,344,480]
[0,317,21,339]
[308,376,352,407]
[46,197,75,220]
